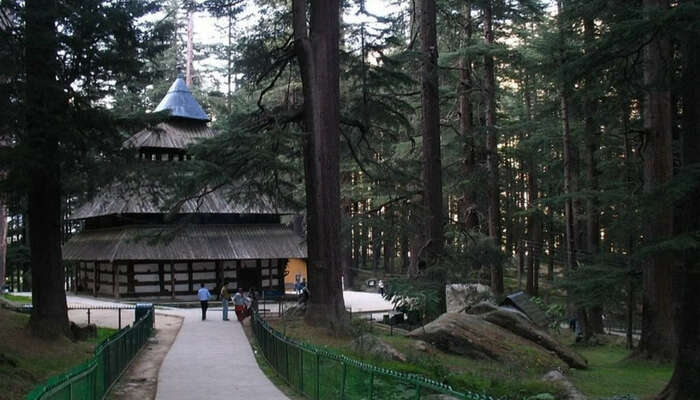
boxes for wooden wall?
[75,258,288,298]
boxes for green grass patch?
[2,293,32,304]
[567,342,672,398]
[268,318,563,399]
[0,308,118,400]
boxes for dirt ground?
[106,314,183,400]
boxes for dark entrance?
[238,267,259,292]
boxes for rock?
[407,313,563,368]
[445,283,494,313]
[482,308,587,369]
[464,301,499,315]
[352,334,407,362]
[412,340,433,353]
[542,370,586,400]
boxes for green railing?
[252,311,494,400]
[26,307,155,400]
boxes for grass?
[2,293,32,304]
[267,318,564,399]
[0,308,118,400]
[567,341,672,398]
[267,317,674,399]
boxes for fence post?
[87,308,91,325]
[315,352,320,400]
[299,348,304,393]
[369,371,374,400]
[118,308,122,329]
[341,362,347,400]
[285,340,289,381]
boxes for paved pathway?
[155,308,289,400]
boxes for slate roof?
[69,186,287,220]
[499,291,549,327]
[62,224,307,262]
[154,76,209,121]
[123,120,216,150]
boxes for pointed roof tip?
[154,76,209,121]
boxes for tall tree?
[24,0,70,338]
[420,0,444,263]
[638,0,675,361]
[458,2,478,231]
[658,2,700,396]
[293,0,346,329]
[483,0,503,295]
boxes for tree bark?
[657,17,700,398]
[638,0,676,361]
[25,0,70,338]
[420,0,444,263]
[0,201,7,289]
[484,0,503,295]
[459,2,478,231]
[294,0,346,329]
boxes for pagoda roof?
[124,120,216,150]
[69,186,290,220]
[62,224,307,261]
[154,76,209,121]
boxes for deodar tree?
[293,0,346,329]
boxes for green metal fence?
[252,312,494,400]
[26,307,155,400]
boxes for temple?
[62,76,307,299]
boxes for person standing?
[220,282,231,321]
[232,288,248,322]
[198,283,211,321]
[378,280,385,296]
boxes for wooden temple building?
[62,76,307,299]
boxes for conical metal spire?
[154,75,209,121]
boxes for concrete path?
[155,308,289,400]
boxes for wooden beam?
[113,262,119,298]
[158,263,165,294]
[92,263,97,296]
[170,262,176,299]
[188,261,193,293]
[127,262,135,294]
[216,260,223,291]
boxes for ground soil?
[107,314,183,400]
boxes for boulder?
[482,308,587,369]
[407,313,563,368]
[542,370,586,400]
[352,334,406,362]
[445,283,494,313]
[411,340,434,353]
[464,301,499,315]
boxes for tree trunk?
[638,0,675,361]
[657,20,700,398]
[420,0,444,263]
[582,16,604,336]
[25,0,70,339]
[294,0,346,329]
[383,206,395,274]
[484,0,503,295]
[459,2,478,231]
[0,201,7,289]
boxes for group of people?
[197,282,256,322]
